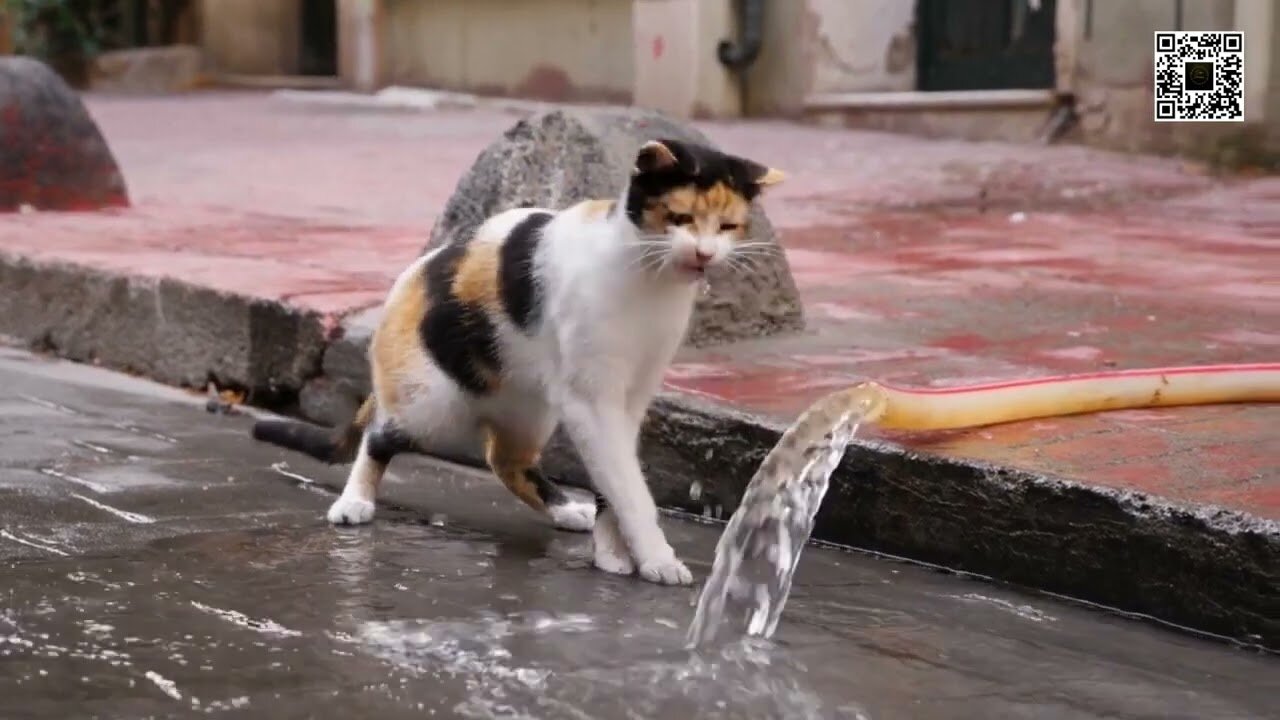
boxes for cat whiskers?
[638,253,671,275]
[733,241,781,255]
[626,235,674,275]
[626,246,672,275]
[725,243,781,275]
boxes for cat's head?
[624,138,785,279]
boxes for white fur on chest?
[535,211,697,401]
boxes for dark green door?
[299,0,338,76]
[917,0,1056,91]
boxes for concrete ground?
[1,346,1277,719]
[0,91,1276,645]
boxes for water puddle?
[359,611,590,687]
[38,467,111,494]
[356,611,864,719]
[949,593,1058,623]
[18,395,83,416]
[188,601,302,638]
[70,440,113,455]
[269,461,316,484]
[144,670,183,701]
[112,423,179,444]
[0,529,72,557]
[69,493,156,524]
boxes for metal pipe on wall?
[717,0,764,70]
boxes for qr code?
[1154,31,1244,122]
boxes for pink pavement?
[2,91,1275,518]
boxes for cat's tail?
[251,395,377,465]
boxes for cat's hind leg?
[482,424,596,533]
[327,422,411,525]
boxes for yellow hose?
[850,363,1280,431]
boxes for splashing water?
[687,387,881,648]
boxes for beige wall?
[200,0,301,76]
[1068,0,1278,162]
[1074,0,1233,88]
[632,0,740,117]
[749,0,915,115]
[1239,0,1279,136]
[381,0,633,103]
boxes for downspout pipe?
[717,0,765,71]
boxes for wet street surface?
[0,346,1276,719]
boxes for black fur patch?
[420,243,503,395]
[624,138,767,226]
[527,467,567,507]
[365,423,414,465]
[499,212,553,331]
[251,419,345,463]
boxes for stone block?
[0,57,129,211]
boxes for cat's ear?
[737,157,786,189]
[754,167,786,187]
[633,139,685,175]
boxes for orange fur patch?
[640,182,751,236]
[483,426,546,512]
[449,241,506,392]
[578,198,616,220]
[370,266,428,414]
[451,242,503,314]
[353,394,376,429]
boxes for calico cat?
[252,138,784,585]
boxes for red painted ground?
[1,92,1275,518]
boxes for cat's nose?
[694,250,714,264]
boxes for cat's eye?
[719,222,741,232]
[666,212,694,226]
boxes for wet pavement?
[0,345,1277,720]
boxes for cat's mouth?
[675,260,708,278]
[675,252,714,278]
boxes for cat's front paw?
[594,544,636,576]
[327,496,375,525]
[592,511,635,575]
[637,555,693,586]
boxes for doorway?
[298,0,337,76]
[916,0,1056,91]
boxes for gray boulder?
[426,108,804,346]
[0,57,129,211]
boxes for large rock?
[426,108,804,346]
[0,57,129,211]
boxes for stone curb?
[1,254,1274,648]
[0,252,327,401]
